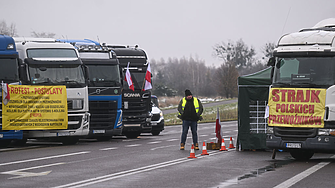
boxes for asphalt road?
[1,120,335,188]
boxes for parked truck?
[107,44,152,138]
[0,34,23,147]
[58,39,122,141]
[266,18,335,160]
[14,37,90,145]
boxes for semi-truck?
[58,39,123,141]
[106,44,152,138]
[14,37,90,145]
[266,18,335,160]
[0,34,23,147]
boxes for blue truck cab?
[0,34,23,147]
[58,39,123,141]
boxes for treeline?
[151,39,275,98]
[0,20,275,98]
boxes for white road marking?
[167,138,178,142]
[151,145,176,151]
[52,150,225,188]
[100,147,118,151]
[125,144,141,147]
[0,151,90,166]
[1,162,64,179]
[273,155,335,188]
[147,141,162,144]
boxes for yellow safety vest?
[179,97,200,114]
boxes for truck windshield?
[87,64,121,87]
[27,49,78,58]
[123,70,145,90]
[28,64,86,88]
[273,57,335,87]
[0,58,19,83]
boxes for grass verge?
[164,102,238,126]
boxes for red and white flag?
[143,61,152,91]
[215,108,222,144]
[125,62,134,91]
[1,82,10,105]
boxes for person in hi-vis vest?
[177,89,203,150]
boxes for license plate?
[57,132,71,136]
[151,123,157,126]
[93,130,105,134]
[0,134,3,138]
[286,143,301,148]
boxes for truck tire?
[151,131,161,136]
[96,136,112,141]
[124,132,140,139]
[0,140,12,148]
[289,150,314,160]
[61,137,79,145]
[12,138,27,146]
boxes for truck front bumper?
[266,134,335,152]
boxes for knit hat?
[185,89,192,97]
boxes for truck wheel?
[61,137,79,145]
[289,150,314,160]
[0,140,12,148]
[151,131,161,136]
[12,138,27,146]
[125,132,140,139]
[96,136,112,141]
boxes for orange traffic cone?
[188,144,197,158]
[228,137,235,149]
[201,142,209,155]
[219,138,227,151]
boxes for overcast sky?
[1,0,335,66]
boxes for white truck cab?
[14,38,90,144]
[266,18,335,160]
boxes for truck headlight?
[267,126,274,134]
[318,129,335,136]
[72,99,83,109]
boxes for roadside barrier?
[188,144,197,158]
[228,137,235,149]
[200,142,209,155]
[219,138,228,151]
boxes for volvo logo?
[96,89,101,94]
[124,93,141,98]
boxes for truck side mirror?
[82,65,89,80]
[19,64,28,83]
[267,57,275,66]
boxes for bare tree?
[214,61,239,98]
[262,42,276,59]
[31,31,56,38]
[213,38,256,69]
[0,20,17,37]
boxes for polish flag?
[215,108,222,144]
[125,62,134,91]
[1,82,10,105]
[143,61,152,91]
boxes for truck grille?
[123,99,147,115]
[274,127,317,139]
[89,101,117,129]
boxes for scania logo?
[124,93,141,98]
